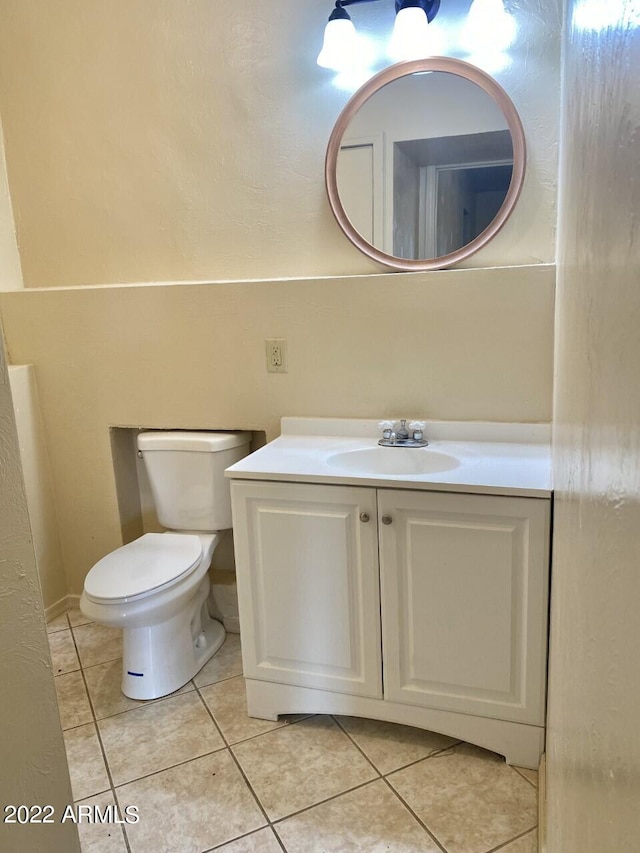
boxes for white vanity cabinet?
[378,489,549,726]
[230,481,383,698]
[230,478,551,768]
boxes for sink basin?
[327,447,460,476]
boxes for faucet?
[378,419,428,448]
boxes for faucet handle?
[409,420,427,441]
[378,420,394,440]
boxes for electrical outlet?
[266,338,287,373]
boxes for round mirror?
[325,58,526,271]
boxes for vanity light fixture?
[318,0,441,71]
[317,0,516,73]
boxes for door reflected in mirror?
[326,59,526,271]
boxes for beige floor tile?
[98,691,224,786]
[214,827,282,853]
[514,766,539,787]
[499,829,538,852]
[337,716,458,775]
[116,750,266,853]
[193,632,243,687]
[64,723,110,801]
[74,623,122,668]
[74,792,128,853]
[200,676,304,744]
[55,670,93,730]
[84,657,194,720]
[68,605,93,628]
[49,628,81,675]
[388,743,537,853]
[47,612,70,633]
[233,715,377,821]
[276,778,441,853]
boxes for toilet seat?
[84,533,202,604]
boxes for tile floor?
[48,609,539,853]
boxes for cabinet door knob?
[359,512,370,523]
[381,514,393,525]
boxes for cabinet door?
[231,481,382,698]
[379,489,550,725]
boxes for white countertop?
[226,418,552,499]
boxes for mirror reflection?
[336,71,515,261]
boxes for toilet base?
[121,575,225,700]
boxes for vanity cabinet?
[230,481,383,698]
[230,478,550,767]
[378,489,549,726]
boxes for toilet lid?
[84,533,202,602]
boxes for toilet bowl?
[80,531,223,699]
[80,430,251,700]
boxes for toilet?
[80,430,251,700]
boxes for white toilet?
[80,430,251,700]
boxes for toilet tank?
[137,431,252,532]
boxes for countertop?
[225,418,552,499]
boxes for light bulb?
[461,0,517,55]
[317,17,360,71]
[388,6,435,61]
[572,0,640,31]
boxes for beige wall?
[547,2,640,850]
[0,85,76,853]
[0,338,78,852]
[9,364,67,612]
[0,264,554,593]
[0,117,22,289]
[0,0,560,287]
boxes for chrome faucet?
[378,419,428,448]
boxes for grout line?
[194,689,382,847]
[192,670,246,690]
[379,743,466,853]
[54,666,82,678]
[193,683,273,829]
[512,765,539,789]
[269,777,379,828]
[381,741,463,779]
[269,824,289,853]
[67,619,133,853]
[221,714,315,749]
[87,680,199,726]
[330,715,383,778]
[75,653,122,672]
[226,711,344,751]
[46,621,71,635]
[334,714,463,780]
[196,675,315,746]
[108,746,229,791]
[485,825,538,852]
[77,656,123,673]
[203,825,284,853]
[380,774,449,853]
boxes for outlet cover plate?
[266,338,287,373]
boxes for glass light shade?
[572,0,640,31]
[461,0,517,54]
[387,7,433,61]
[317,18,359,71]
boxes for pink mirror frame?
[325,58,527,271]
